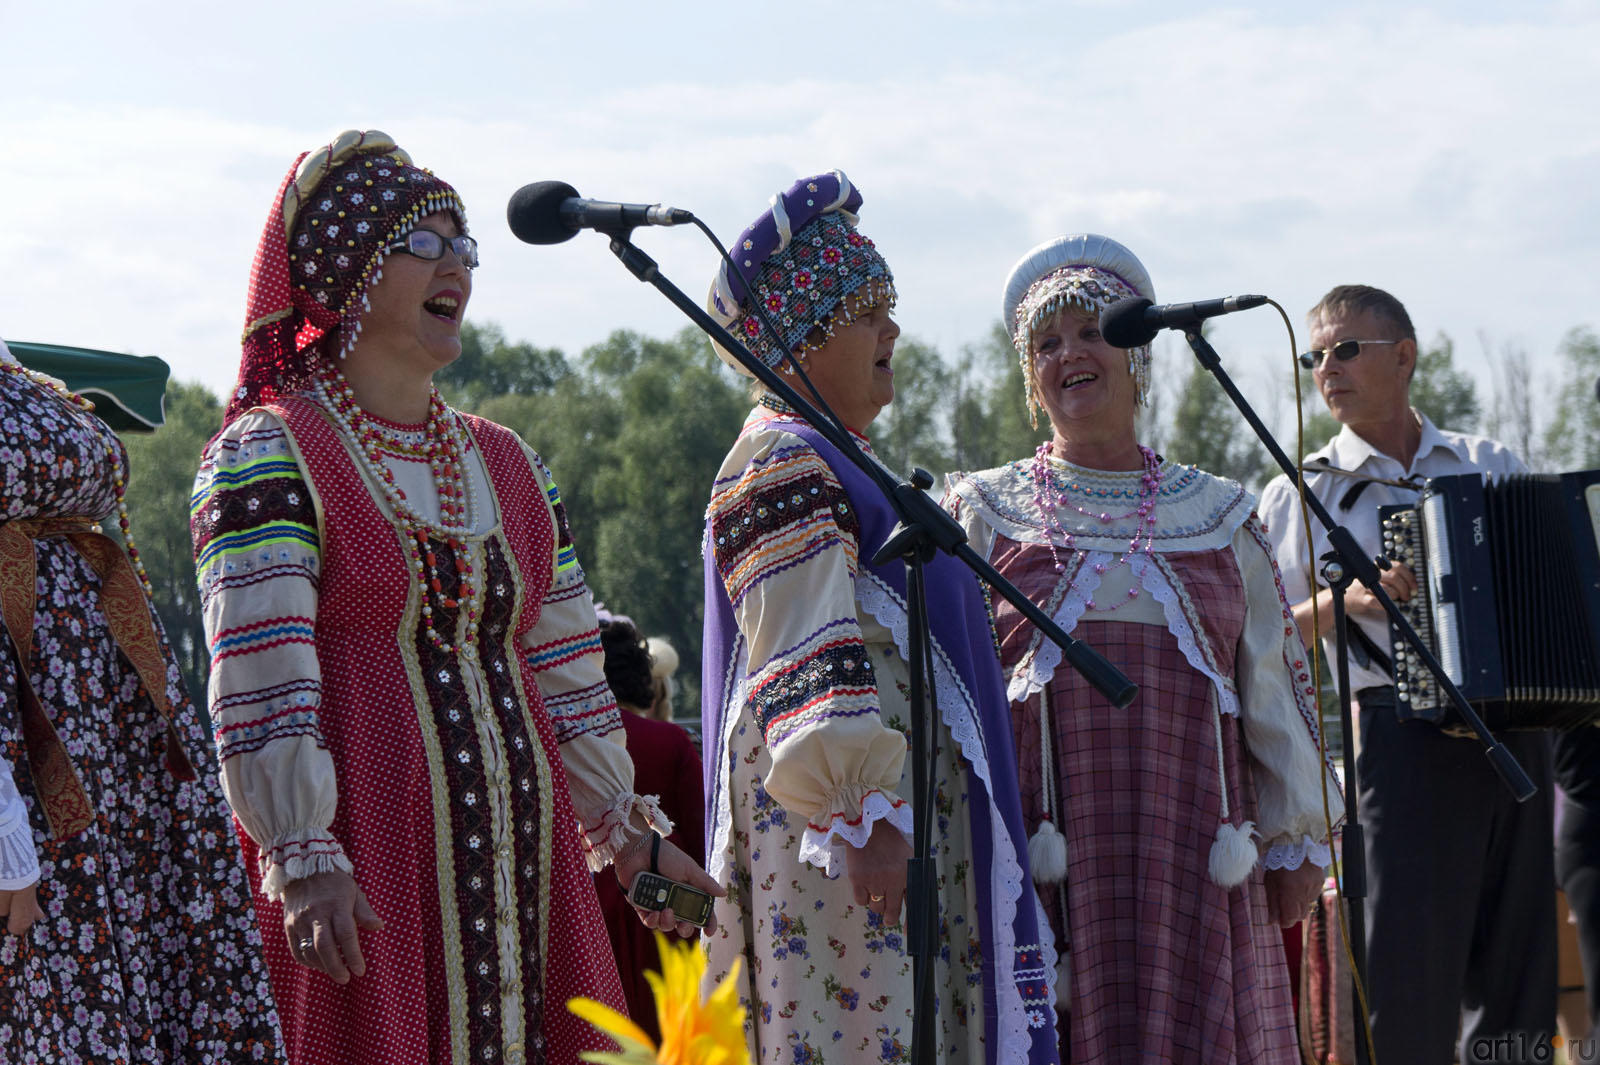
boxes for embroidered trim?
[260,830,354,900]
[1007,552,1104,703]
[1132,555,1243,719]
[1264,835,1333,871]
[581,792,673,871]
[795,789,913,877]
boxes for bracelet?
[616,829,656,867]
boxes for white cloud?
[1,3,1595,432]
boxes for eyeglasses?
[384,230,480,269]
[1297,338,1400,370]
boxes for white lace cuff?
[260,828,354,900]
[797,789,913,878]
[0,818,39,891]
[1263,834,1332,871]
[580,792,674,871]
[0,760,39,890]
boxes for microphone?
[506,181,693,245]
[1099,295,1270,348]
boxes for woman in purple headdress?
[943,235,1342,1064]
[700,171,1059,1065]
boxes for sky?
[3,0,1597,431]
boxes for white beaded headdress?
[1001,234,1156,422]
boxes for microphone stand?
[1179,327,1535,1065]
[603,230,1138,1065]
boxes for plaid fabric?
[999,538,1297,1064]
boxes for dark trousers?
[1558,801,1600,1030]
[1356,688,1556,1065]
[1553,725,1600,1031]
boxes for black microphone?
[1099,294,1270,348]
[506,181,693,245]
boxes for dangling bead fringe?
[1029,818,1069,885]
[1208,819,1259,888]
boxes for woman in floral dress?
[0,337,283,1063]
[701,172,1058,1065]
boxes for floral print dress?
[702,407,1061,1065]
[0,355,284,1063]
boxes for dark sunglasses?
[384,230,480,269]
[1297,338,1400,370]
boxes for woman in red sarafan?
[192,129,720,1065]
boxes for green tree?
[1409,332,1480,433]
[479,327,747,718]
[948,322,1048,474]
[1542,327,1600,470]
[1165,359,1270,489]
[118,381,224,707]
[873,337,954,478]
[434,321,570,411]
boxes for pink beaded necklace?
[313,366,480,653]
[1029,441,1161,612]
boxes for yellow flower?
[571,934,750,1065]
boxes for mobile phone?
[628,870,715,928]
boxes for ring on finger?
[297,937,314,951]
[869,893,885,903]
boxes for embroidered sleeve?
[192,409,349,898]
[1233,513,1344,867]
[709,430,907,867]
[940,476,997,563]
[517,445,668,870]
[0,753,39,891]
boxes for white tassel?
[1055,950,1072,1013]
[1029,819,1068,885]
[1207,820,1259,888]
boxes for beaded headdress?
[1001,234,1156,422]
[225,129,468,426]
[706,170,896,373]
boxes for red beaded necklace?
[1,361,153,595]
[313,366,480,653]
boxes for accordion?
[1378,469,1600,734]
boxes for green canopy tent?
[3,340,170,433]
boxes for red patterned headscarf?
[226,129,468,426]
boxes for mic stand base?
[1321,556,1371,1065]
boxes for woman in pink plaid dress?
[944,235,1343,1064]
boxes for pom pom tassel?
[1207,820,1259,888]
[1029,818,1068,885]
[1055,951,1072,1013]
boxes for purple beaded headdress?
[1001,234,1156,422]
[706,170,896,373]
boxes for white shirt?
[1257,410,1526,696]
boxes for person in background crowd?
[593,613,704,1044]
